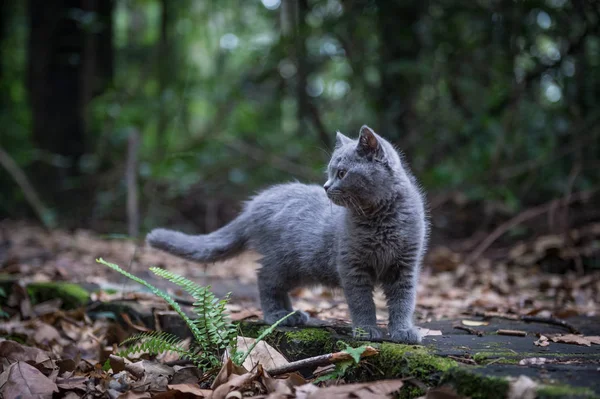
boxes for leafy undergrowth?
[0,297,455,399]
[0,337,414,398]
[1,221,600,398]
[1,220,599,326]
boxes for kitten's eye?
[337,169,346,179]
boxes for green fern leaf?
[116,331,205,366]
[96,258,205,345]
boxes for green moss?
[284,328,335,355]
[442,367,509,399]
[235,323,599,399]
[237,322,269,339]
[397,385,425,399]
[472,352,521,365]
[537,384,598,399]
[348,343,457,386]
[473,352,487,363]
[27,282,90,309]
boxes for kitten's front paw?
[265,310,309,326]
[389,327,422,344]
[352,325,383,341]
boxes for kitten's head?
[324,125,408,209]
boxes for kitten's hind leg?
[257,269,308,326]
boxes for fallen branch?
[497,329,527,337]
[0,146,54,228]
[465,188,597,264]
[521,315,580,334]
[266,346,378,376]
[475,312,580,334]
[453,325,484,337]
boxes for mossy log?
[0,275,91,310]
[236,322,599,399]
[26,282,90,309]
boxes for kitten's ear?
[357,125,384,159]
[335,131,352,148]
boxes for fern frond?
[96,258,205,344]
[117,331,205,366]
[149,267,210,300]
[150,267,238,352]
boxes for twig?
[465,188,597,264]
[497,329,527,337]
[126,130,140,238]
[448,355,477,365]
[520,315,580,334]
[475,311,580,334]
[453,325,484,337]
[484,357,506,366]
[266,346,378,376]
[0,146,54,228]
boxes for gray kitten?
[147,126,428,343]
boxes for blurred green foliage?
[0,0,598,232]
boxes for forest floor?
[0,220,599,398]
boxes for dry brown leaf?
[109,355,127,373]
[549,334,592,346]
[165,383,212,397]
[236,337,289,371]
[295,383,319,399]
[417,386,465,399]
[229,309,262,321]
[418,328,443,337]
[31,321,64,346]
[461,320,489,327]
[0,361,59,399]
[0,340,57,373]
[295,379,404,399]
[211,364,263,399]
[55,376,87,391]
[533,336,549,347]
[117,391,152,399]
[211,359,249,391]
[32,299,62,316]
[584,336,600,345]
[261,370,306,396]
[126,360,174,392]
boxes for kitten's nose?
[323,182,331,192]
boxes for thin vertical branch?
[127,130,140,238]
[156,0,170,157]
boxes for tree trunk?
[27,0,113,220]
[156,0,171,157]
[375,0,423,142]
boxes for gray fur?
[147,125,428,343]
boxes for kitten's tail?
[146,216,248,263]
